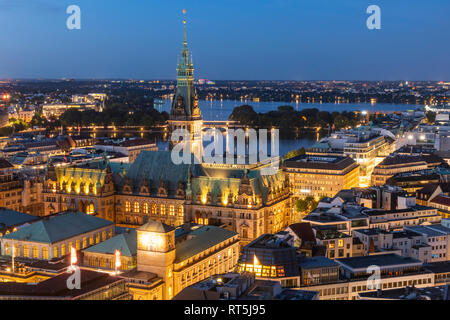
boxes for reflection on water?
[82,129,321,157]
[155,99,420,121]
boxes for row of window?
[3,229,113,259]
[124,201,183,216]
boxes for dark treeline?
[229,105,361,136]
[59,108,168,128]
[58,93,168,127]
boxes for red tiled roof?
[0,158,14,169]
[431,195,450,207]
[288,222,316,244]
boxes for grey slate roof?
[175,226,237,263]
[138,220,175,233]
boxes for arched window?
[32,246,39,258]
[125,201,131,212]
[143,203,149,214]
[42,247,49,260]
[23,245,29,257]
[134,202,140,213]
[178,205,184,216]
[169,205,175,216]
[86,203,94,215]
[152,203,157,215]
[160,204,165,215]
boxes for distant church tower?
[168,9,203,158]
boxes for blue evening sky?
[0,0,448,80]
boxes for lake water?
[90,99,421,157]
[154,99,422,121]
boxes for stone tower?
[167,10,203,159]
[136,220,176,299]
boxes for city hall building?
[42,18,293,246]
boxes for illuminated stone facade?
[135,221,240,299]
[43,160,117,221]
[43,150,292,247]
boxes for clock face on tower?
[139,232,164,251]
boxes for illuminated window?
[125,201,131,212]
[102,231,106,241]
[143,203,148,214]
[198,217,204,225]
[270,266,277,277]
[89,236,94,245]
[169,205,175,216]
[96,233,100,243]
[86,203,94,215]
[4,243,10,255]
[23,245,29,258]
[152,203,157,215]
[254,264,262,276]
[160,204,165,215]
[134,202,140,213]
[262,266,271,277]
[53,246,58,258]
[76,240,80,250]
[42,247,49,260]
[61,244,66,256]
[82,237,87,248]
[69,242,73,251]
[178,205,184,216]
[14,245,19,257]
[108,229,113,238]
[329,242,335,249]
[338,239,344,248]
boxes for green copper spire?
[170,9,201,120]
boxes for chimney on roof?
[377,288,382,298]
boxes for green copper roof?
[2,211,113,244]
[0,208,39,229]
[175,226,237,263]
[84,229,137,257]
[125,151,203,194]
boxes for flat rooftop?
[284,154,356,171]
[336,253,422,270]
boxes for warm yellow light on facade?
[201,193,207,204]
[253,254,260,266]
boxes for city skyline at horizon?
[0,0,448,81]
